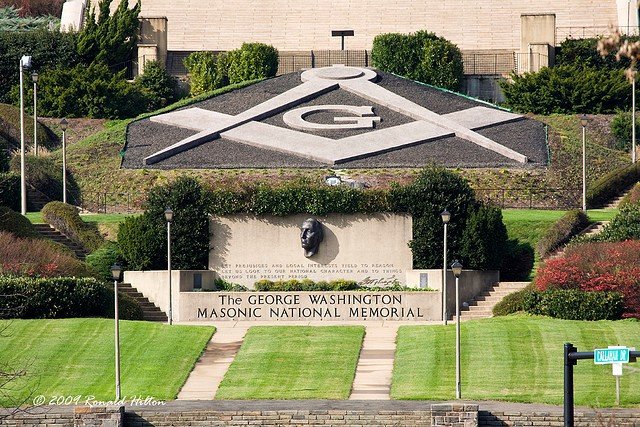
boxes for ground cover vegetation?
[215,326,364,399]
[0,5,59,31]
[392,315,640,405]
[371,30,464,91]
[0,318,215,406]
[41,201,103,252]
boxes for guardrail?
[70,192,146,214]
[474,187,580,209]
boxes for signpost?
[594,346,633,406]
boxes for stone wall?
[92,0,619,52]
[479,410,640,426]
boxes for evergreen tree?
[76,0,140,70]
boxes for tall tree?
[76,0,140,70]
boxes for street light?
[165,208,174,325]
[59,118,68,204]
[31,71,38,156]
[110,263,123,401]
[19,55,32,215]
[580,114,588,212]
[451,259,463,399]
[441,209,451,325]
[633,68,637,163]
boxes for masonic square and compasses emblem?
[142,65,529,166]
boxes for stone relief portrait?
[300,218,324,258]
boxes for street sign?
[594,347,630,365]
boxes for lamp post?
[451,259,463,400]
[19,55,32,215]
[633,68,637,163]
[110,263,123,401]
[60,118,68,204]
[32,71,38,156]
[441,209,451,325]
[580,115,588,212]
[165,208,174,325]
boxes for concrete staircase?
[458,281,530,321]
[33,223,87,260]
[27,186,51,211]
[117,283,168,322]
[548,221,609,259]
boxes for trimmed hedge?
[586,162,640,208]
[555,37,636,70]
[588,203,640,243]
[523,289,624,321]
[499,239,535,281]
[0,276,143,320]
[536,210,589,258]
[134,60,180,110]
[254,279,359,292]
[492,285,533,316]
[620,182,640,207]
[183,42,278,96]
[0,205,37,238]
[41,201,103,253]
[500,65,630,114]
[0,172,20,211]
[371,30,463,91]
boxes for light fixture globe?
[580,114,588,128]
[164,207,174,223]
[451,260,463,278]
[110,263,122,281]
[31,71,38,83]
[441,209,451,224]
[60,118,68,131]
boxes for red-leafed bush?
[0,231,92,278]
[535,240,640,318]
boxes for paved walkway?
[349,324,399,400]
[176,320,439,400]
[176,324,249,400]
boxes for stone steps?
[32,224,87,260]
[118,283,168,322]
[548,221,609,260]
[457,281,530,321]
[27,187,51,212]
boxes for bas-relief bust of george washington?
[300,218,324,258]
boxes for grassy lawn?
[215,326,364,400]
[0,319,214,407]
[25,212,134,224]
[392,315,640,406]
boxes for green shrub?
[492,285,534,316]
[371,30,463,90]
[114,292,144,321]
[0,172,20,211]
[183,51,218,96]
[37,62,150,119]
[459,204,508,270]
[500,65,630,114]
[254,279,359,292]
[588,203,640,242]
[0,6,60,31]
[214,51,232,88]
[214,278,248,292]
[9,155,79,206]
[116,214,163,271]
[0,205,37,238]
[227,42,278,85]
[523,289,624,320]
[85,241,125,282]
[417,38,464,90]
[390,167,478,269]
[586,162,640,208]
[134,60,179,110]
[0,276,142,320]
[41,201,103,252]
[499,239,535,281]
[0,29,79,104]
[620,182,640,207]
[536,210,589,258]
[0,138,9,172]
[610,110,640,151]
[555,37,636,70]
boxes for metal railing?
[277,50,370,75]
[474,187,581,209]
[71,191,146,214]
[556,25,640,42]
[462,52,515,75]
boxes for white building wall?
[91,0,620,52]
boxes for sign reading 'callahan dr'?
[183,291,439,322]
